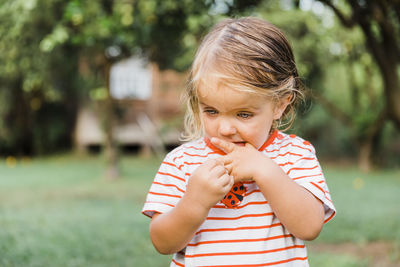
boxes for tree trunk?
[358,140,373,173]
[357,110,387,172]
[103,60,120,180]
[380,62,400,129]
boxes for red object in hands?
[221,182,246,208]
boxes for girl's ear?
[273,95,292,120]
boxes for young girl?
[142,17,335,266]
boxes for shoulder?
[163,138,209,163]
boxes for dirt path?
[308,241,400,267]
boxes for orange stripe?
[291,143,312,152]
[286,165,319,175]
[183,161,203,166]
[278,157,316,167]
[195,223,282,235]
[183,151,217,157]
[270,151,302,159]
[157,171,185,182]
[293,157,316,163]
[310,182,333,204]
[187,234,292,246]
[173,155,184,161]
[206,212,274,220]
[152,181,185,194]
[202,256,308,266]
[162,161,183,170]
[165,161,203,169]
[265,142,291,152]
[292,173,322,181]
[257,130,278,151]
[324,211,336,223]
[244,189,261,197]
[148,191,182,198]
[279,162,294,167]
[171,259,184,266]
[185,145,207,150]
[310,181,326,194]
[185,244,305,258]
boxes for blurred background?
[0,0,399,266]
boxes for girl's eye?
[203,109,218,115]
[237,112,253,119]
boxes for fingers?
[210,137,236,153]
[209,159,233,184]
[207,162,233,194]
[224,163,233,174]
[202,158,222,170]
[220,173,234,192]
[216,156,232,166]
[209,163,227,177]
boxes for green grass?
[0,154,399,266]
[0,154,171,267]
[308,252,369,267]
[316,166,400,244]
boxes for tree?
[311,0,400,170]
[0,0,80,156]
[257,1,391,171]
[37,0,219,179]
[316,1,400,126]
[0,0,260,178]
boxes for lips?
[233,141,246,146]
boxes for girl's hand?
[210,137,271,183]
[185,159,234,210]
[211,137,326,240]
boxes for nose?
[218,118,237,137]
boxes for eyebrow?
[199,102,261,111]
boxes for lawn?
[0,154,399,266]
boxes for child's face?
[198,85,288,149]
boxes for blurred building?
[74,56,186,154]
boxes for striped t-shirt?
[142,130,336,266]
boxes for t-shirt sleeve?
[142,152,187,218]
[286,141,336,223]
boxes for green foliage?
[0,0,79,155]
[1,0,398,165]
[256,3,399,166]
[0,0,259,156]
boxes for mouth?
[233,141,246,146]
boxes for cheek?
[200,116,216,135]
[242,120,273,146]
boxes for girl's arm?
[150,159,233,254]
[252,161,325,240]
[211,138,324,241]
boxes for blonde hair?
[182,17,304,141]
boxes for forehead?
[198,83,269,109]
